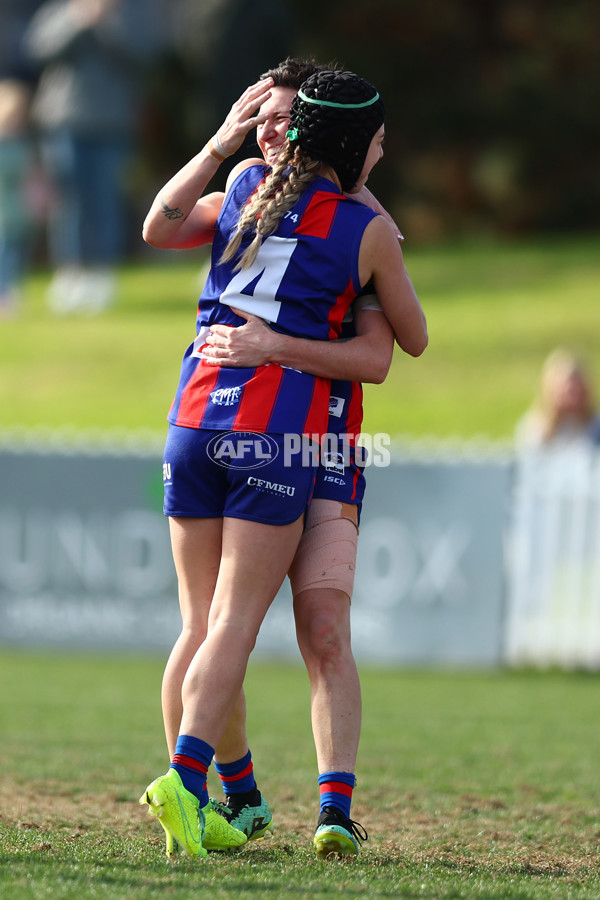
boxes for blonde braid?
[221,145,321,271]
[219,149,291,267]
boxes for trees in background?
[293,0,599,241]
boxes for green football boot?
[211,789,274,841]
[313,806,368,858]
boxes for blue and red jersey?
[314,296,381,504]
[328,306,366,444]
[168,164,378,438]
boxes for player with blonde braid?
[139,67,427,860]
[221,148,322,270]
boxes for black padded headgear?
[287,70,385,191]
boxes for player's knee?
[303,603,350,665]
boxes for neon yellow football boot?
[313,806,368,858]
[140,768,207,858]
[202,802,248,851]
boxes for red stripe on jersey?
[232,365,284,432]
[349,462,360,501]
[346,381,364,440]
[303,378,332,437]
[172,754,209,775]
[327,279,356,340]
[219,761,254,784]
[177,362,220,427]
[319,781,354,798]
[295,191,340,239]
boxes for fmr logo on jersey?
[329,396,345,418]
[210,386,242,407]
[207,432,279,470]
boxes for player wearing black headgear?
[286,69,385,191]
[221,69,386,271]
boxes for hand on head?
[213,79,274,160]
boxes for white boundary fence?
[1,430,600,668]
[505,447,600,668]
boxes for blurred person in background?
[515,348,600,450]
[0,79,38,317]
[22,0,164,314]
[170,0,291,146]
[0,0,45,83]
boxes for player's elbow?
[361,350,393,384]
[142,218,166,248]
[405,331,429,357]
[371,356,393,383]
[398,324,428,358]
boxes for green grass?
[1,234,599,441]
[1,652,599,898]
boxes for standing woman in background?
[23,0,163,313]
[139,68,427,859]
[515,349,600,450]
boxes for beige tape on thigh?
[289,499,359,599]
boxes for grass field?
[1,652,599,899]
[0,233,599,442]
[1,236,599,897]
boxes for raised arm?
[203,305,395,384]
[142,77,273,250]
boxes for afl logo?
[207,431,280,470]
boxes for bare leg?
[161,517,221,758]
[293,586,362,773]
[214,692,249,763]
[162,517,251,764]
[179,514,304,747]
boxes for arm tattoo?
[160,199,187,221]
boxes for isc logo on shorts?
[207,431,279,469]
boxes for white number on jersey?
[219,236,297,323]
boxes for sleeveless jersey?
[168,164,378,437]
[316,292,384,503]
[325,289,382,443]
[318,312,365,503]
[328,307,364,443]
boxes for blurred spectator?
[22,0,165,314]
[0,79,39,317]
[515,348,600,450]
[171,0,291,153]
[0,1,45,83]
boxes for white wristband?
[211,131,227,159]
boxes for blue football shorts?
[312,435,367,517]
[162,425,318,525]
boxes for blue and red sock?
[215,749,257,797]
[318,771,356,818]
[170,734,214,808]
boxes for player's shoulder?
[362,213,403,248]
[225,158,268,192]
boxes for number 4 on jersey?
[219,236,297,323]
